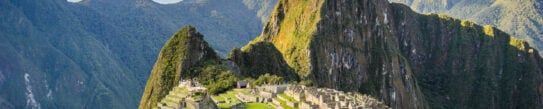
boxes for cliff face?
[139,26,219,109]
[250,0,425,108]
[389,0,543,56]
[227,42,299,81]
[392,4,543,108]
[140,0,543,109]
[241,0,543,108]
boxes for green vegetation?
[143,0,543,109]
[253,73,283,86]
[190,62,239,94]
[156,85,191,109]
[238,90,251,95]
[245,103,275,109]
[278,93,299,103]
[253,0,325,77]
[390,0,543,55]
[140,26,205,109]
[296,80,313,86]
[213,90,241,109]
[273,98,297,109]
[1,0,277,108]
[140,26,222,109]
[191,92,204,99]
[390,3,543,108]
[229,42,300,81]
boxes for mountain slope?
[240,0,543,108]
[392,5,543,108]
[139,0,543,109]
[0,0,276,108]
[139,26,220,109]
[389,0,543,55]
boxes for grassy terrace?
[213,90,241,109]
[172,87,189,95]
[279,93,299,103]
[213,89,273,109]
[238,89,250,95]
[245,103,275,109]
[273,98,297,109]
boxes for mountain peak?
[139,25,219,109]
[139,0,543,109]
[244,0,543,108]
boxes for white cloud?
[153,0,183,4]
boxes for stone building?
[236,81,250,89]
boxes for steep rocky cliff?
[227,42,299,81]
[139,26,219,109]
[247,0,426,108]
[140,0,543,109]
[389,0,543,56]
[238,0,543,108]
[392,4,543,108]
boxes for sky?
[152,0,184,4]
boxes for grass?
[213,90,241,109]
[243,0,325,77]
[279,93,299,103]
[163,98,178,103]
[245,103,275,109]
[212,96,225,101]
[273,98,297,109]
[218,104,231,109]
[238,90,250,95]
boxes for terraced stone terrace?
[211,89,274,109]
[156,86,188,109]
[213,90,242,108]
[155,80,212,109]
[156,80,388,109]
[212,84,389,109]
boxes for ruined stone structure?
[156,79,215,109]
[281,85,390,109]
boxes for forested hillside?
[0,0,276,108]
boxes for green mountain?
[0,0,276,108]
[389,0,543,55]
[141,0,543,109]
[139,26,301,109]
[139,26,219,109]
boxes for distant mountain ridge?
[0,0,275,108]
[389,0,543,55]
